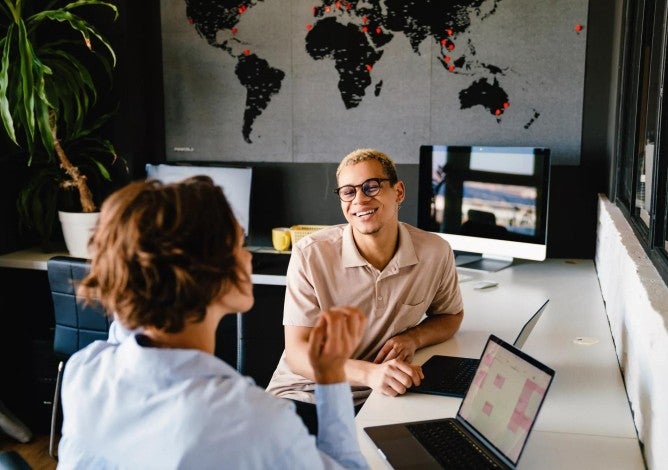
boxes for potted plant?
[0,0,127,255]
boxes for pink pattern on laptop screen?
[482,401,494,416]
[508,378,546,433]
[493,373,505,388]
[472,370,488,388]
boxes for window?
[616,0,668,281]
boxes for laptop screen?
[457,335,554,466]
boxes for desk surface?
[356,259,644,469]
[0,247,290,285]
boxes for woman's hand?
[308,306,366,384]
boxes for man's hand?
[308,306,366,384]
[373,334,418,364]
[373,312,464,365]
[366,359,424,396]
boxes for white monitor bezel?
[145,163,253,236]
[418,145,550,271]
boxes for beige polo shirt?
[265,222,463,404]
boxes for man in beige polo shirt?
[266,148,464,433]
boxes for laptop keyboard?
[407,419,503,469]
[440,359,479,395]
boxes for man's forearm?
[288,349,371,387]
[403,311,464,350]
[343,358,374,387]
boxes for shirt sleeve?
[428,240,464,316]
[267,383,368,469]
[315,383,369,469]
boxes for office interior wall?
[245,162,591,257]
[596,195,668,470]
[159,0,588,165]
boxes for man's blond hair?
[336,148,399,184]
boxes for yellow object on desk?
[289,225,329,245]
[271,227,291,252]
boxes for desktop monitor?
[417,145,550,271]
[145,163,253,236]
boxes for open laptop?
[365,334,555,469]
[410,299,549,398]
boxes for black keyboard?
[407,419,503,469]
[438,359,479,395]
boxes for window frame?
[615,0,668,282]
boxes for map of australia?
[185,0,520,143]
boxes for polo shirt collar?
[341,222,419,269]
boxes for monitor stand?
[455,252,514,272]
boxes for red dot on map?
[495,109,502,115]
[444,56,451,62]
[447,29,453,36]
[376,27,382,34]
[366,64,372,72]
[448,65,455,72]
[306,24,312,30]
[447,43,455,51]
[243,49,250,56]
[336,1,342,9]
[346,3,351,10]
[231,27,238,35]
[362,16,368,24]
[441,39,446,45]
[188,17,194,25]
[575,24,583,32]
[503,102,510,109]
[238,6,246,14]
[362,26,368,33]
[325,6,330,12]
[312,6,317,15]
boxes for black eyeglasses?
[334,178,391,202]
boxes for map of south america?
[185,0,518,143]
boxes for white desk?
[356,259,645,469]
[0,247,69,270]
[0,247,288,286]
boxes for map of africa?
[161,0,587,164]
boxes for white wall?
[596,194,668,470]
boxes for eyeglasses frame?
[334,177,392,202]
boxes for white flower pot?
[58,211,100,259]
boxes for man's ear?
[395,180,406,204]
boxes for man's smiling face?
[337,159,404,236]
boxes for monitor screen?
[417,146,550,271]
[145,164,253,236]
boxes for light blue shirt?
[57,333,368,469]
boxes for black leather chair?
[46,256,111,459]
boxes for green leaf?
[30,9,116,67]
[0,23,17,143]
[89,155,111,180]
[17,18,36,147]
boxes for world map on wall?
[184,0,535,144]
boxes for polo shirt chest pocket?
[394,299,428,333]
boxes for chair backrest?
[47,256,111,359]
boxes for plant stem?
[50,111,96,212]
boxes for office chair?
[46,256,111,459]
[0,451,31,470]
